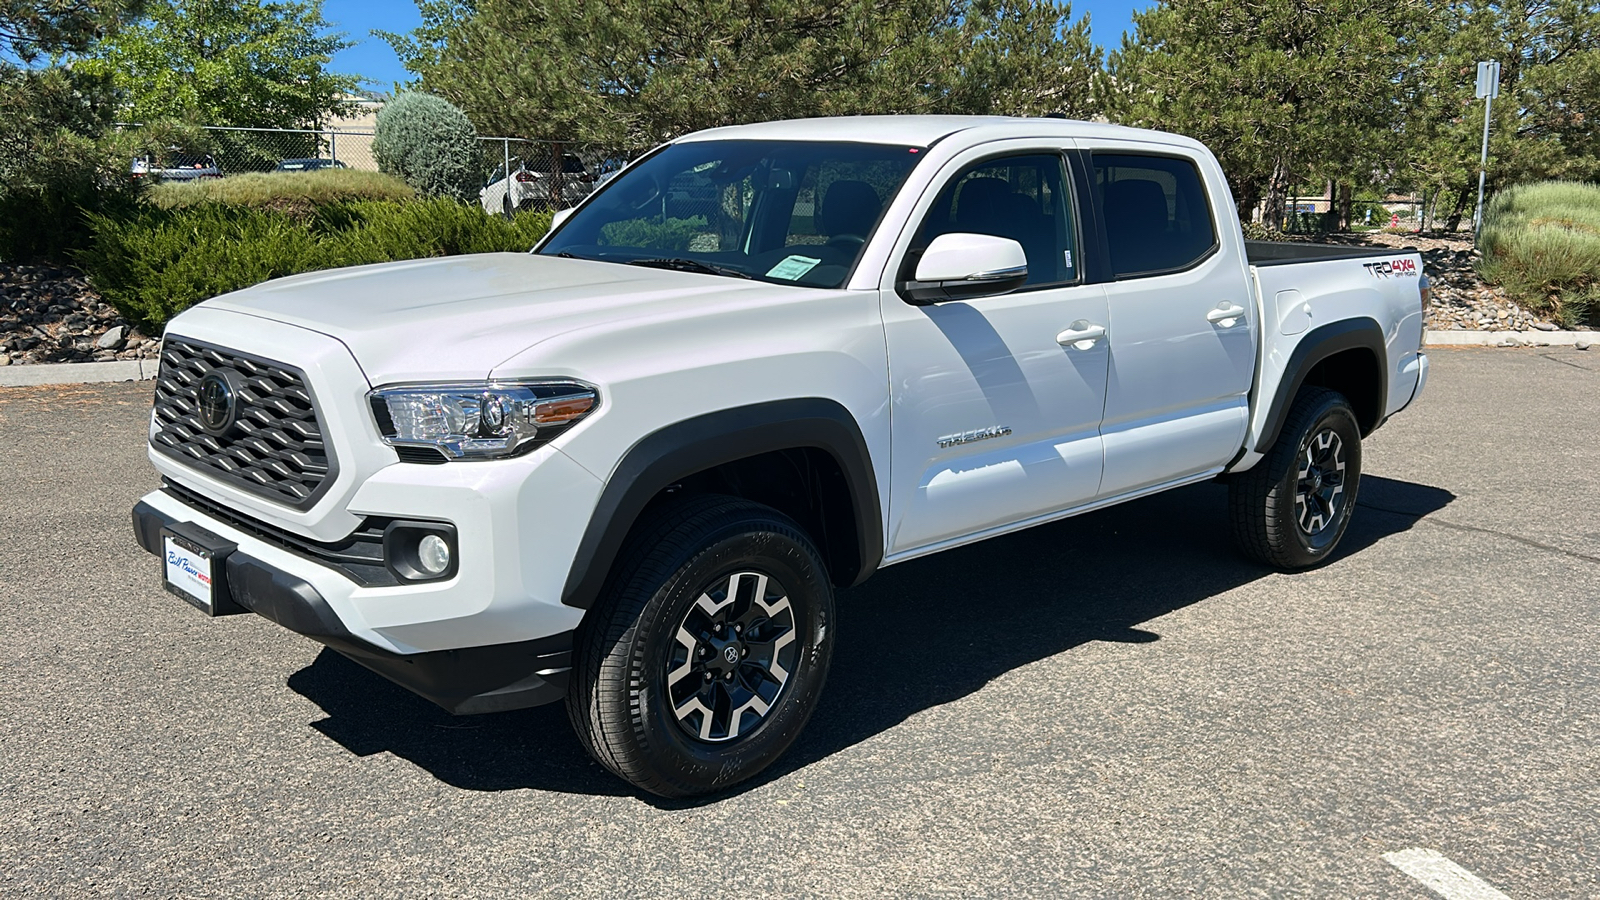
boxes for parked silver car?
[130,151,222,182]
[480,152,595,216]
[274,158,348,173]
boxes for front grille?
[152,336,336,509]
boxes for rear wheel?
[1229,387,1362,569]
[502,192,515,219]
[567,496,834,797]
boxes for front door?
[882,150,1111,557]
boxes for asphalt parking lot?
[1,347,1596,898]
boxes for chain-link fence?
[474,137,645,215]
[121,125,381,177]
[119,124,649,213]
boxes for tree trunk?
[1444,182,1473,233]
[1235,182,1261,225]
[1337,183,1353,232]
[1264,156,1290,234]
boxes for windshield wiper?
[625,257,753,279]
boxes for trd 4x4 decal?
[1362,259,1419,277]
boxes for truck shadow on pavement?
[287,474,1452,803]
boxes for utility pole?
[1473,60,1500,236]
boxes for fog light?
[381,520,458,583]
[417,534,451,575]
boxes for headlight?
[368,380,598,460]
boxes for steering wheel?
[827,233,867,249]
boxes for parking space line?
[1383,848,1512,900]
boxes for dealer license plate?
[163,533,216,613]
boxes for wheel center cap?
[1306,467,1324,493]
[704,635,743,674]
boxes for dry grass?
[146,169,414,216]
[1478,181,1600,328]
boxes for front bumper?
[134,498,572,714]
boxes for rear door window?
[1091,153,1217,278]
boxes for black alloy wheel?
[1294,426,1347,539]
[1228,386,1363,570]
[663,570,800,743]
[567,495,834,798]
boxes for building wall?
[325,95,384,170]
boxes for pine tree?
[1108,0,1427,230]
[382,0,1104,146]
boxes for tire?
[1229,386,1362,570]
[502,192,515,219]
[566,495,835,798]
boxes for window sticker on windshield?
[766,255,822,281]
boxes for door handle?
[1206,303,1247,326]
[1056,321,1107,348]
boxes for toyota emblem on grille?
[197,370,240,436]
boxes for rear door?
[1083,147,1255,496]
[880,144,1110,556]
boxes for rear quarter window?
[1092,153,1217,278]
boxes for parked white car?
[479,152,595,216]
[133,116,1429,797]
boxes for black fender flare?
[1253,317,1387,454]
[560,398,884,610]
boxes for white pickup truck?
[131,116,1429,797]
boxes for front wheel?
[1229,387,1363,569]
[567,496,834,798]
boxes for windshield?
[538,140,926,288]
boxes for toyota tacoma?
[132,116,1430,796]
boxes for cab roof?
[675,115,1204,153]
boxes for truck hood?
[200,253,768,384]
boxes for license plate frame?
[160,522,242,616]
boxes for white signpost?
[1473,60,1501,236]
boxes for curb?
[1425,330,1593,347]
[0,358,156,387]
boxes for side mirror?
[549,207,576,231]
[900,233,1028,304]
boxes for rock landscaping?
[0,232,1582,370]
[0,265,160,367]
[1326,232,1570,333]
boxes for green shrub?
[371,93,480,201]
[1478,181,1600,328]
[0,172,138,264]
[83,204,322,330]
[147,169,414,215]
[304,198,548,268]
[0,68,139,263]
[1350,200,1390,228]
[82,199,553,332]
